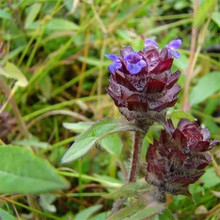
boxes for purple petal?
[167,39,182,50]
[138,59,147,67]
[120,46,134,58]
[106,54,120,62]
[124,52,142,63]
[201,128,210,140]
[126,63,142,74]
[144,39,158,47]
[170,50,180,59]
[108,62,122,73]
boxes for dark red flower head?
[145,118,219,200]
[106,39,181,123]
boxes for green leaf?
[201,167,220,189]
[173,52,188,70]
[0,9,12,20]
[27,18,79,31]
[0,62,28,87]
[63,122,93,132]
[0,145,69,194]
[159,209,175,220]
[167,110,196,121]
[90,211,110,220]
[25,3,42,28]
[0,208,16,220]
[61,118,138,163]
[13,137,50,149]
[74,205,102,220]
[189,71,220,105]
[103,179,150,200]
[100,134,123,156]
[107,198,146,220]
[193,0,217,28]
[212,12,220,27]
[123,206,162,220]
[107,198,164,220]
[46,18,79,31]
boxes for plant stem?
[182,0,198,111]
[0,76,30,138]
[127,131,145,182]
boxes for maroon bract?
[106,39,181,123]
[145,118,219,200]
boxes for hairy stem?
[128,131,145,182]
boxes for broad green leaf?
[27,18,79,31]
[107,198,146,220]
[63,122,93,132]
[173,52,188,70]
[201,167,220,189]
[0,208,16,220]
[0,9,12,20]
[103,179,150,199]
[0,62,28,87]
[0,145,69,194]
[189,71,220,105]
[167,110,196,121]
[159,209,175,220]
[46,18,79,31]
[107,198,163,220]
[25,3,42,28]
[212,12,220,27]
[100,134,123,156]
[90,211,110,220]
[123,206,162,220]
[193,0,217,28]
[64,117,127,160]
[61,118,138,163]
[74,205,102,220]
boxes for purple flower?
[166,39,182,58]
[106,54,122,73]
[106,39,181,122]
[123,52,146,74]
[144,39,158,48]
[145,118,219,200]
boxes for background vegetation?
[0,0,219,219]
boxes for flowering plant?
[62,38,219,219]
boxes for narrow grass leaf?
[193,0,217,28]
[189,71,220,105]
[0,145,69,194]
